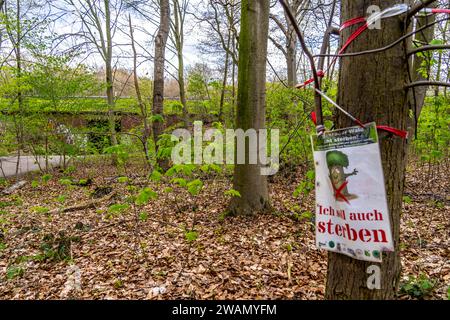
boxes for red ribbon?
[309,111,407,139]
[375,125,408,139]
[432,8,450,14]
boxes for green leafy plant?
[107,204,130,217]
[59,178,73,186]
[403,195,412,204]
[32,206,50,214]
[224,189,241,198]
[294,169,315,197]
[139,212,149,222]
[56,194,67,204]
[117,176,129,183]
[41,174,52,184]
[399,274,437,299]
[104,144,130,167]
[135,188,158,206]
[6,265,24,280]
[149,170,163,182]
[185,230,198,243]
[187,179,203,196]
[34,233,76,262]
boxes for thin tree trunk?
[152,0,170,170]
[173,0,189,127]
[326,0,412,299]
[219,31,231,122]
[231,38,236,123]
[105,0,117,146]
[285,16,297,86]
[228,0,270,216]
[15,0,23,180]
[129,14,150,164]
[408,1,436,138]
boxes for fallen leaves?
[0,158,448,300]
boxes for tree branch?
[407,44,450,56]
[279,0,323,128]
[314,17,450,58]
[407,0,438,21]
[405,81,450,89]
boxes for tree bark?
[152,0,170,170]
[284,6,297,86]
[325,0,411,299]
[219,30,231,122]
[104,0,117,146]
[15,0,23,179]
[129,14,150,164]
[407,1,436,138]
[228,0,270,216]
[172,0,189,127]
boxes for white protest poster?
[310,122,394,262]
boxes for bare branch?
[407,44,450,56]
[405,81,450,89]
[279,0,323,128]
[407,0,437,21]
[314,17,450,58]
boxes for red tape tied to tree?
[310,111,408,139]
[297,4,450,89]
[296,3,450,139]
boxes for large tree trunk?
[228,0,270,216]
[325,0,411,299]
[152,0,170,170]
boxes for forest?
[0,0,448,302]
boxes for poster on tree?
[310,123,394,262]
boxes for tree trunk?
[177,51,189,127]
[285,19,297,86]
[219,32,231,122]
[228,0,270,216]
[129,14,150,164]
[173,0,189,127]
[325,0,411,299]
[105,0,117,146]
[407,2,436,138]
[152,0,170,170]
[15,0,23,179]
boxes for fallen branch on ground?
[1,180,27,195]
[49,191,117,215]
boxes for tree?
[169,0,189,126]
[228,0,270,216]
[325,0,416,299]
[152,0,170,170]
[195,0,240,121]
[0,0,52,177]
[407,1,436,138]
[128,14,150,164]
[269,0,304,87]
[61,0,124,146]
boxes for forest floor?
[0,156,448,300]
